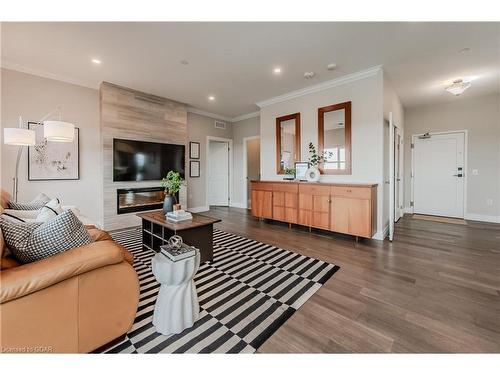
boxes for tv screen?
[113,139,185,182]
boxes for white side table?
[151,250,200,335]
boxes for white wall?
[259,69,386,238]
[1,69,102,224]
[186,112,233,211]
[404,93,500,222]
[232,116,260,207]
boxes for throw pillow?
[0,212,26,223]
[36,198,63,222]
[8,193,51,211]
[0,210,93,263]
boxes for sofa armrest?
[0,240,124,304]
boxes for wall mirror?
[276,113,301,174]
[318,101,351,174]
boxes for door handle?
[453,174,463,177]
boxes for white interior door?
[208,140,229,206]
[394,127,403,221]
[413,132,465,218]
[388,113,395,241]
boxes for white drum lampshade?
[43,120,75,142]
[3,128,36,146]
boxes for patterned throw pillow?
[0,210,93,263]
[8,193,51,211]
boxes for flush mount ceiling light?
[304,71,315,79]
[445,79,471,96]
[273,67,282,74]
[326,63,337,71]
[208,95,215,101]
[91,58,101,65]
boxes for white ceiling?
[2,22,499,118]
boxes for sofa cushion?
[36,198,63,222]
[0,256,20,270]
[0,210,93,264]
[8,193,51,211]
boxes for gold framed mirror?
[276,113,301,174]
[318,101,352,175]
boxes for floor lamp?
[3,108,75,203]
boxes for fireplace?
[116,187,166,214]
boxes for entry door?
[208,140,229,206]
[413,132,465,218]
[394,127,403,221]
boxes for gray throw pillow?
[0,210,93,263]
[8,193,51,210]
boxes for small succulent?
[284,167,296,176]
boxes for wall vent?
[214,120,226,130]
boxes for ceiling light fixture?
[445,79,471,96]
[208,96,215,101]
[91,58,101,65]
[304,71,315,79]
[273,67,282,74]
[180,60,189,65]
[326,63,337,71]
[458,47,471,54]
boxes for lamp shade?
[3,128,36,146]
[43,120,75,142]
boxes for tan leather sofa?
[0,227,139,353]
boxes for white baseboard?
[188,206,209,213]
[230,202,247,209]
[404,207,413,214]
[372,224,389,241]
[465,213,500,223]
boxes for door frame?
[206,136,233,208]
[410,129,468,218]
[242,135,260,209]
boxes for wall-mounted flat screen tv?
[113,138,185,181]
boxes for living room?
[1,2,499,374]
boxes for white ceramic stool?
[151,250,200,335]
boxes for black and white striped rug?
[103,228,339,354]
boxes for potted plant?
[306,142,332,182]
[161,170,183,213]
[283,167,296,180]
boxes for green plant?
[161,170,183,195]
[307,142,332,167]
[284,167,296,176]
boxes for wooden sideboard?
[251,181,377,239]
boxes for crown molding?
[231,111,260,123]
[1,60,99,90]
[255,65,383,108]
[186,106,232,122]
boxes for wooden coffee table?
[137,210,221,263]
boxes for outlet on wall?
[486,198,493,207]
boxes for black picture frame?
[294,162,309,181]
[189,141,200,159]
[190,160,200,178]
[27,122,80,181]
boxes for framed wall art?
[28,122,80,180]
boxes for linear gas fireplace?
[117,187,165,215]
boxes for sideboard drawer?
[331,186,371,199]
[251,182,274,191]
[299,184,330,196]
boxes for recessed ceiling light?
[273,67,282,74]
[445,79,471,96]
[458,47,471,54]
[326,63,337,71]
[91,58,101,65]
[208,96,215,101]
[180,60,189,65]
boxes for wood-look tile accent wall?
[100,82,188,230]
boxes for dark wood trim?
[276,113,301,174]
[318,101,352,175]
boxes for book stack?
[160,243,197,262]
[166,210,193,222]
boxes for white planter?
[305,166,321,182]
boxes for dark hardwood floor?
[206,206,500,353]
